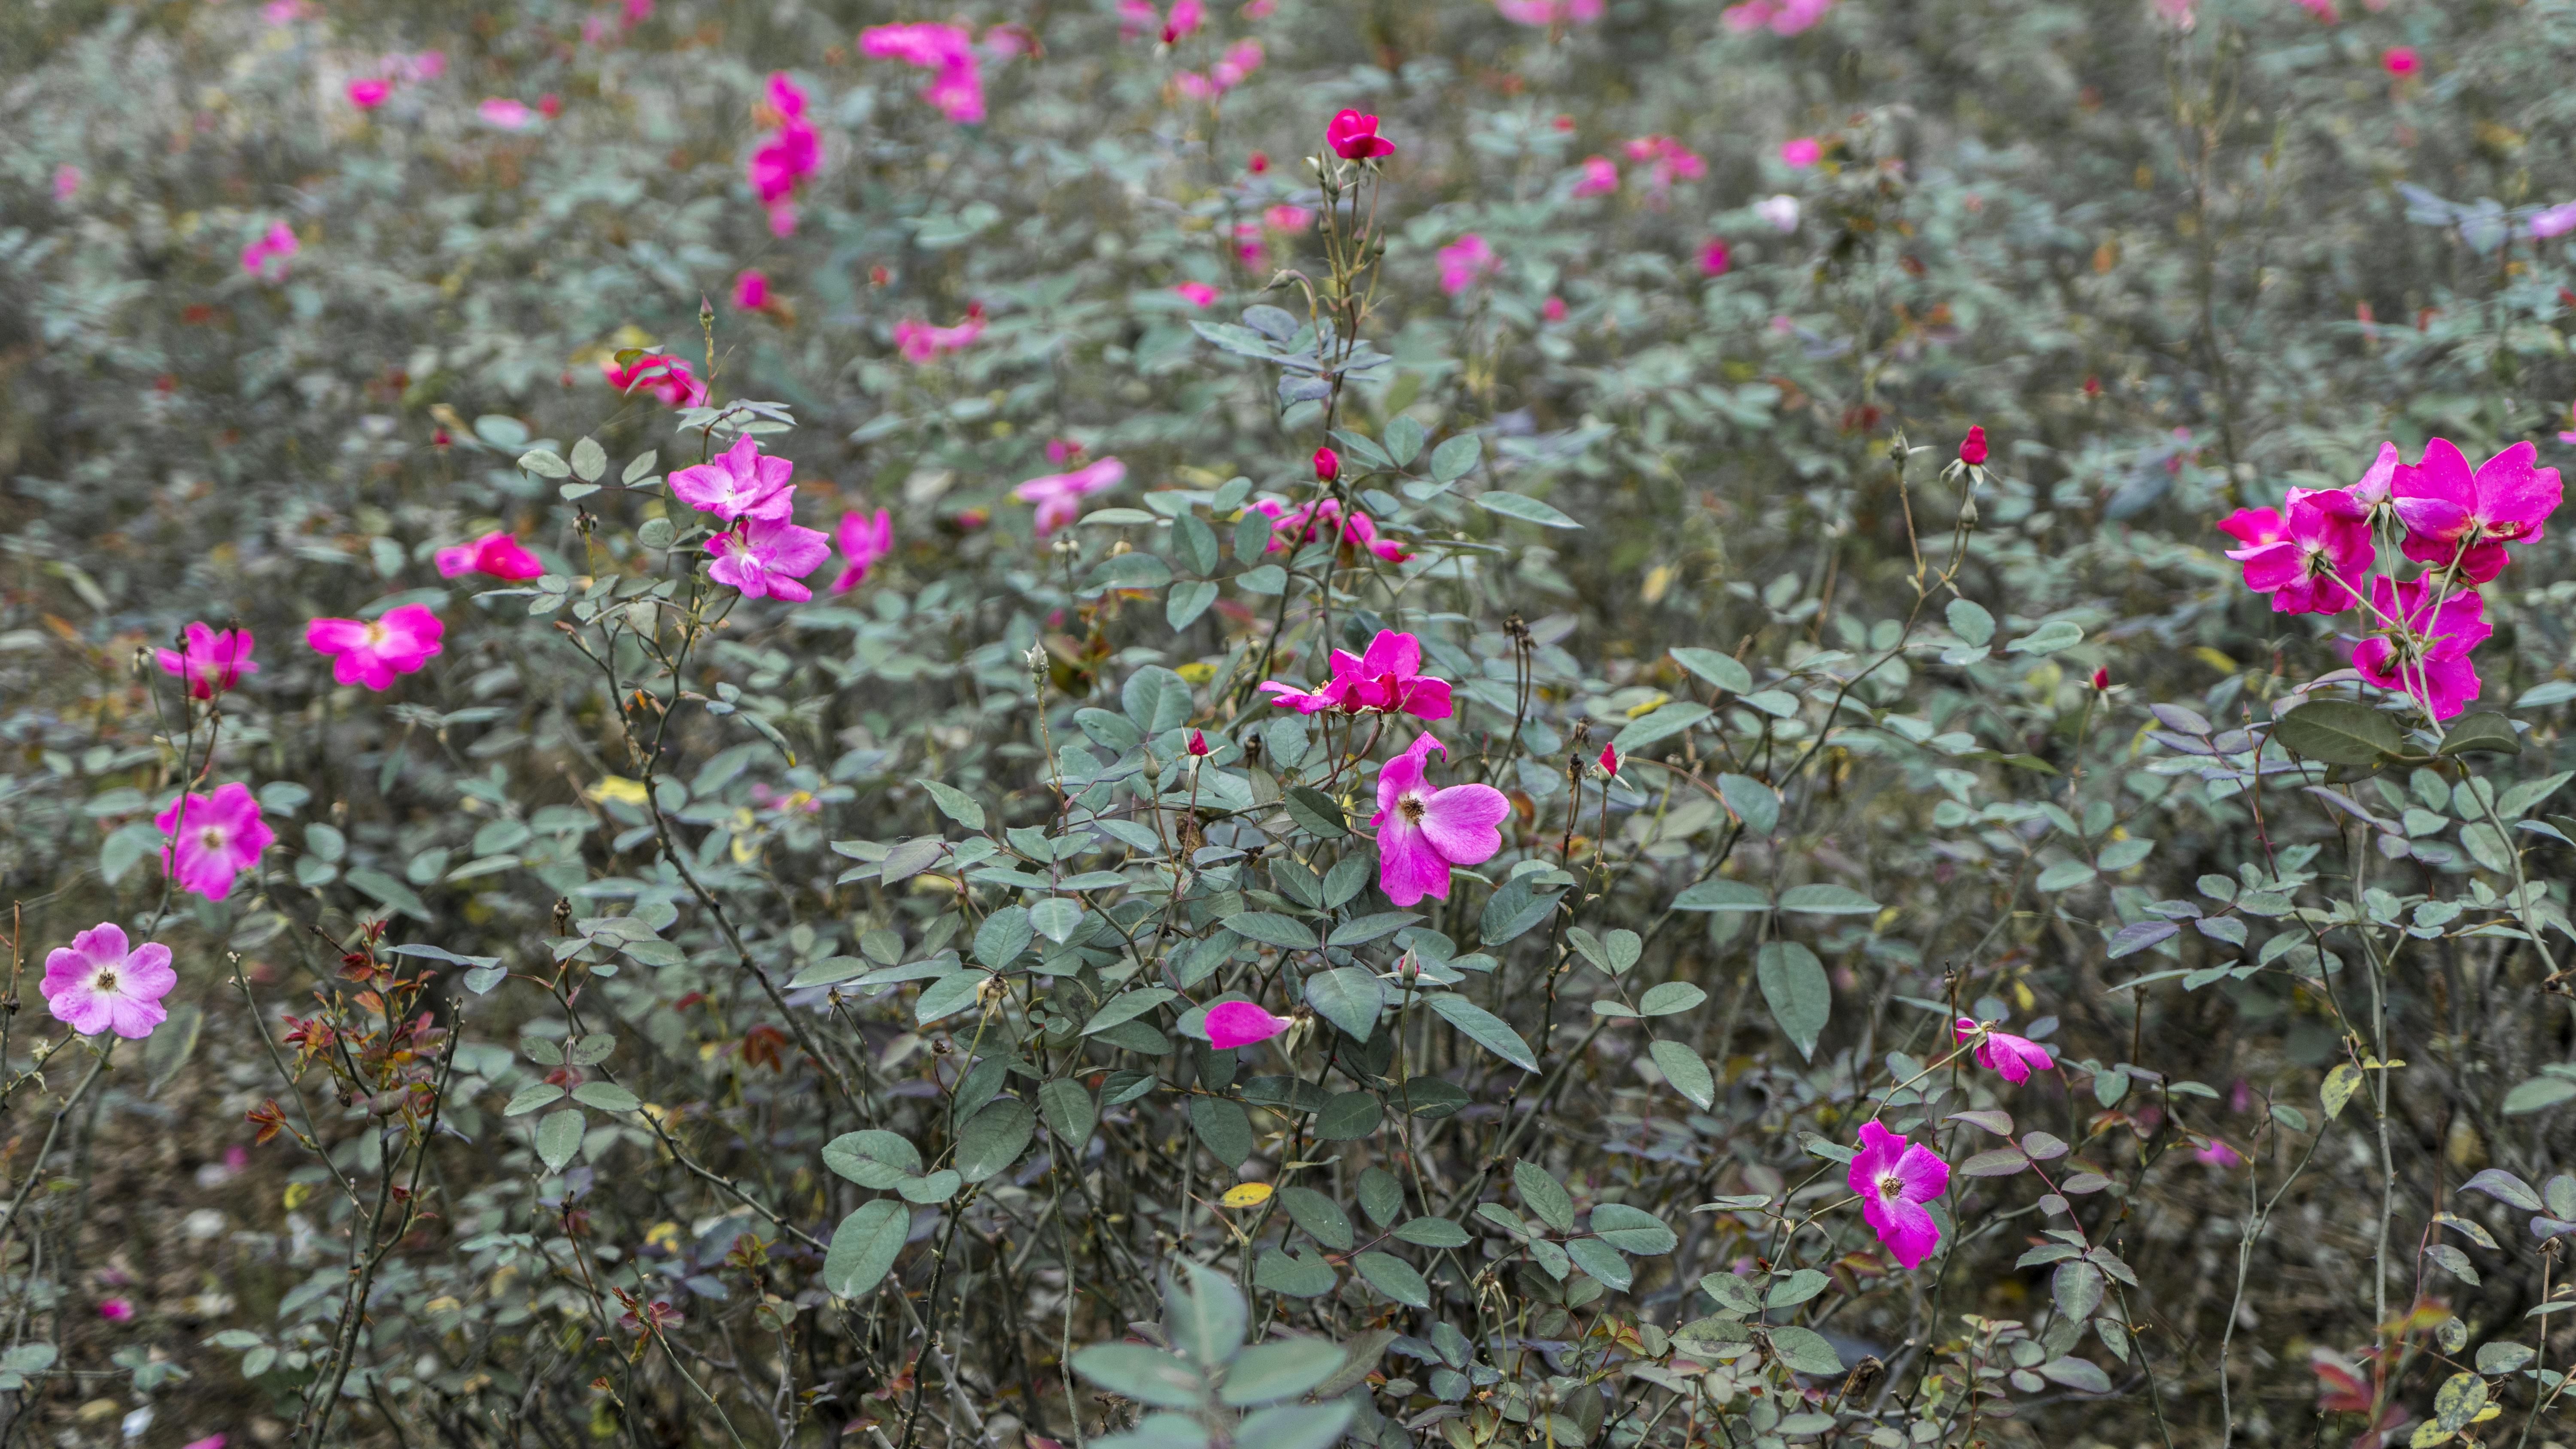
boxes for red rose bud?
[1187,729,1210,757]
[1248,151,1269,174]
[1959,425,1988,466]
[2091,667,2111,691]
[1599,743,1621,776]
[1313,446,1340,482]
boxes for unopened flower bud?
[1313,446,1340,484]
[1188,729,1210,757]
[2091,666,2111,691]
[1958,425,1988,466]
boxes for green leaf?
[1719,774,1780,836]
[2005,619,2084,655]
[1611,703,1711,755]
[1474,491,1582,529]
[1670,647,1753,694]
[1313,1091,1383,1140]
[1382,416,1426,468]
[1230,912,1320,950]
[1072,1344,1205,1409]
[516,447,571,479]
[345,867,430,922]
[1428,993,1537,1071]
[569,436,607,482]
[2037,1357,2112,1394]
[823,1130,923,1188]
[1671,879,1769,912]
[2439,712,2520,756]
[1515,1161,1577,1231]
[1174,512,1220,575]
[503,1082,564,1116]
[2273,700,2404,766]
[1082,987,1177,1036]
[2500,771,2573,820]
[572,1082,640,1112]
[956,1098,1036,1182]
[1233,1402,1355,1449]
[1567,1237,1633,1290]
[1190,1096,1255,1166]
[1638,982,1707,1016]
[975,908,1033,969]
[1303,967,1386,1041]
[1352,1252,1431,1308]
[1479,877,1560,944]
[1122,664,1194,734]
[1039,1079,1097,1146]
[1766,1326,1843,1376]
[535,1107,583,1173]
[1282,786,1349,838]
[1756,942,1830,1061]
[1392,1216,1471,1248]
[2035,860,2099,892]
[823,1199,909,1298]
[1946,599,1995,647]
[1168,580,1219,631]
[1090,552,1173,591]
[2503,1076,2576,1115]
[1254,1247,1338,1297]
[1590,1203,1677,1254]
[1328,912,1417,947]
[914,970,986,1025]
[1649,1040,1716,1109]
[1219,1339,1346,1407]
[1279,1187,1355,1250]
[1777,884,1879,915]
[917,778,987,829]
[1430,434,1483,483]
[1030,897,1085,944]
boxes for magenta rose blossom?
[1437,233,1500,295]
[707,517,831,601]
[1571,156,1619,197]
[1326,109,1394,161]
[2391,438,2561,584]
[832,509,895,593]
[155,782,274,902]
[239,221,298,279]
[157,622,257,700]
[1204,1000,1291,1050]
[1172,282,1218,307]
[435,531,544,581]
[1012,457,1127,536]
[2223,488,2370,614]
[860,23,985,123]
[2353,576,2492,721]
[42,923,177,1040]
[306,603,444,690]
[1955,1018,2056,1084]
[671,436,797,523]
[1371,733,1510,908]
[346,78,391,109]
[1847,1120,1949,1270]
[1260,629,1452,718]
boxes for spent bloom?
[239,222,299,279]
[2392,438,2561,584]
[1847,1121,1949,1270]
[708,517,832,601]
[42,923,177,1040]
[1437,233,1501,295]
[1955,1018,2056,1083]
[477,97,539,130]
[1260,628,1452,718]
[306,603,444,690]
[1013,457,1127,536]
[97,1298,136,1322]
[1755,194,1802,232]
[1371,734,1511,908]
[346,78,391,109]
[2223,489,2370,615]
[1780,136,1822,168]
[861,24,985,124]
[157,623,257,700]
[832,509,895,592]
[2353,576,2492,721]
[671,436,797,523]
[1326,109,1394,161]
[435,531,544,581]
[1571,155,1620,198]
[1205,1000,1291,1050]
[156,782,274,902]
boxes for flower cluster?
[239,222,298,280]
[1623,135,1706,200]
[747,72,820,235]
[2220,437,2559,718]
[671,437,831,601]
[861,23,985,125]
[1251,494,1412,564]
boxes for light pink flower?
[155,782,274,903]
[1624,135,1706,194]
[1438,233,1500,295]
[2348,440,2399,507]
[1571,156,1619,198]
[1165,0,1206,38]
[1261,628,1452,718]
[239,222,298,280]
[893,306,987,363]
[1371,734,1509,907]
[396,50,447,81]
[861,23,986,124]
[1780,136,1822,168]
[42,923,176,1040]
[1755,194,1801,232]
[1542,295,1567,322]
[832,509,894,592]
[1721,0,1835,31]
[1699,238,1732,276]
[1119,0,1160,38]
[1206,1000,1291,1049]
[1210,39,1264,88]
[346,78,391,110]
[766,71,808,120]
[708,517,831,601]
[671,436,797,523]
[2288,0,2337,21]
[2393,438,2561,584]
[1013,458,1127,536]
[306,603,444,690]
[2353,576,2491,721]
[1847,1120,1948,1270]
[157,623,257,700]
[477,97,539,130]
[182,1438,227,1449]
[98,1298,135,1322]
[747,121,819,205]
[733,270,770,310]
[1496,0,1603,23]
[1955,1018,2056,1084]
[261,0,308,23]
[1173,282,1218,307]
[1263,203,1314,233]
[435,531,544,581]
[2151,0,2195,27]
[600,353,707,409]
[2224,488,2371,614]
[2195,1138,2243,1167]
[52,165,82,201]
[2533,203,2576,240]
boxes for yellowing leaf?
[1175,661,1217,685]
[587,776,650,806]
[1623,692,1672,719]
[2191,646,2239,675]
[1220,1182,1275,1209]
[2322,1063,2363,1121]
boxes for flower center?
[1877,1172,1906,1203]
[362,622,387,647]
[95,969,118,993]
[200,826,226,851]
[1399,793,1428,824]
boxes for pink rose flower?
[861,24,985,123]
[2382,46,2418,76]
[155,782,274,903]
[2224,488,2370,615]
[1571,155,1619,198]
[2353,576,2492,721]
[832,509,894,592]
[53,165,82,201]
[1261,628,1453,719]
[671,436,797,523]
[434,531,544,581]
[708,517,832,601]
[346,78,391,109]
[1542,295,1567,322]
[1371,733,1510,908]
[2533,203,2576,240]
[1437,233,1500,295]
[306,603,444,690]
[43,923,177,1039]
[1780,136,1821,168]
[1847,1121,1948,1269]
[766,71,808,120]
[1699,238,1732,276]
[1955,1018,2056,1083]
[733,270,770,310]
[239,221,299,280]
[893,306,987,363]
[1720,0,1834,32]
[1172,282,1218,307]
[1326,109,1395,161]
[477,97,538,130]
[157,623,257,700]
[1205,1000,1291,1050]
[2392,438,2561,584]
[1013,458,1127,536]
[98,1298,135,1322]
[1496,0,1603,23]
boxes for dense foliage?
[7,1,2576,1447]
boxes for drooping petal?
[1846,1120,1903,1197]
[1204,1000,1291,1050]
[2216,507,2287,547]
[1374,815,1454,906]
[1862,1193,1943,1270]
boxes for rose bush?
[5,1,2576,1447]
